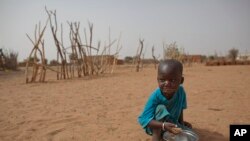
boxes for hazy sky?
[0,0,250,61]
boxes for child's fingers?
[164,122,177,132]
[169,127,182,134]
[164,122,176,127]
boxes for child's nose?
[163,80,171,86]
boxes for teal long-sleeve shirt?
[138,85,187,133]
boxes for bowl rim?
[163,130,199,141]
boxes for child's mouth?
[162,88,175,94]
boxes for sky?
[0,0,250,61]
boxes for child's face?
[157,65,183,99]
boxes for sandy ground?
[0,64,250,141]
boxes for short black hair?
[158,59,183,74]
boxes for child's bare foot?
[183,121,192,128]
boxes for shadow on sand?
[194,128,228,141]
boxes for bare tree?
[163,41,185,63]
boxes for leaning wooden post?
[136,39,144,72]
[152,46,157,69]
[45,8,66,79]
[88,22,94,75]
[111,33,122,74]
[25,19,48,83]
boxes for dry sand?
[0,64,250,141]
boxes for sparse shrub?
[3,49,19,70]
[228,48,239,62]
[208,55,215,61]
[49,59,59,66]
[69,53,77,61]
[29,57,40,62]
[124,56,133,64]
[18,61,26,67]
[201,55,207,63]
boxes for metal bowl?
[163,130,199,141]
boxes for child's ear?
[181,77,184,84]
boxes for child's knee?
[156,105,166,112]
[155,104,169,121]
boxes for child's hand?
[169,127,182,134]
[164,122,182,134]
[183,121,192,129]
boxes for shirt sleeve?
[138,92,157,128]
[181,86,187,109]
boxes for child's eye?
[159,79,166,82]
[170,79,176,82]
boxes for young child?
[138,59,192,141]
